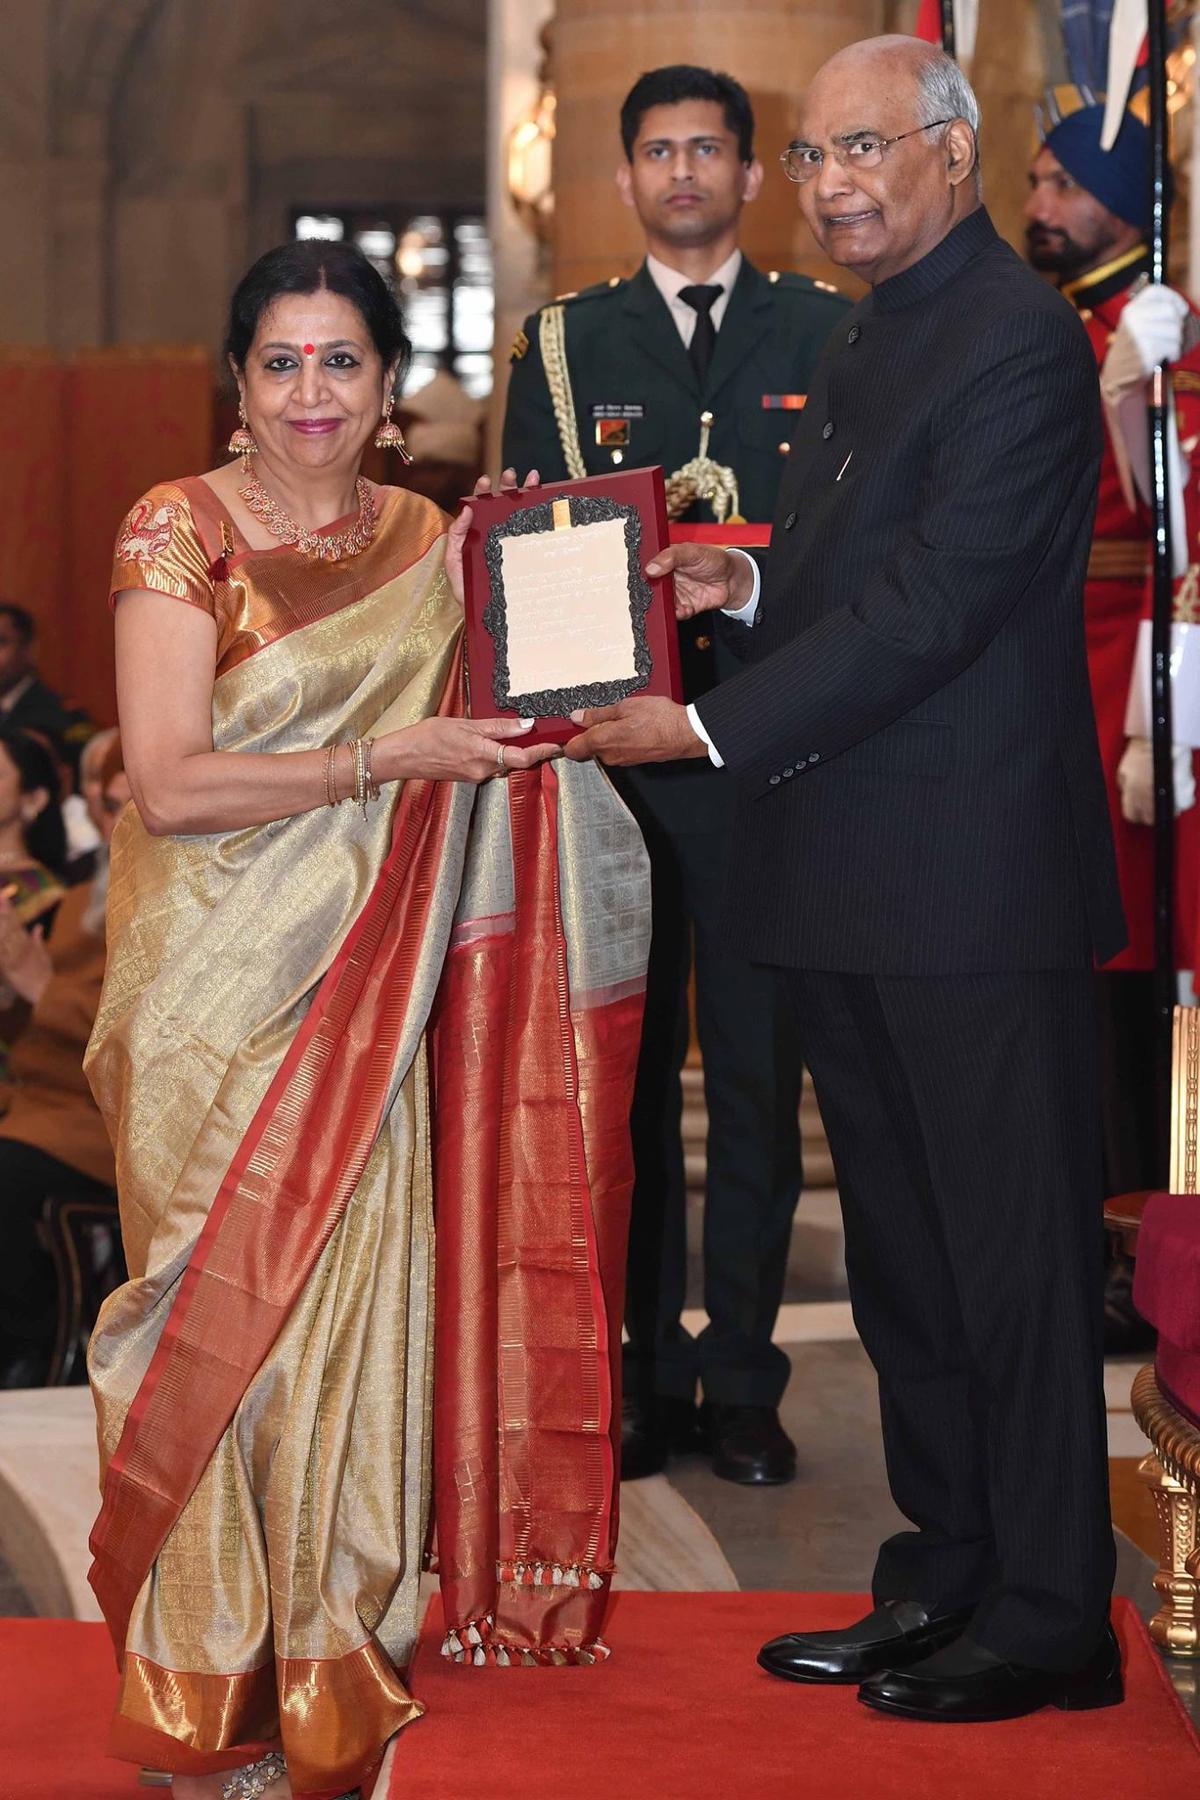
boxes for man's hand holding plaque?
[565,538,756,766]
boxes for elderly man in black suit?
[567,35,1125,1723]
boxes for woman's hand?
[377,715,559,785]
[444,467,541,607]
[0,897,53,1005]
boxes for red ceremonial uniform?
[1067,249,1200,968]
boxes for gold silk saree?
[86,478,649,1799]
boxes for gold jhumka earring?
[374,397,413,462]
[227,402,258,472]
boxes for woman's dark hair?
[0,725,67,876]
[225,240,411,393]
[620,66,755,163]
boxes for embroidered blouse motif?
[116,495,183,562]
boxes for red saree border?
[89,659,465,1657]
[430,766,641,1660]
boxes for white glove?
[1116,736,1197,824]
[1101,286,1190,405]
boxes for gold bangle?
[352,737,367,815]
[363,737,380,803]
[325,744,339,807]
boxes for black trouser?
[784,969,1114,1671]
[0,1140,109,1365]
[619,781,804,1408]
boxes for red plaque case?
[459,466,682,745]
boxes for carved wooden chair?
[1105,1005,1200,1657]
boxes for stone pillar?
[549,0,887,297]
[486,0,557,475]
[969,0,1043,256]
[0,1,56,346]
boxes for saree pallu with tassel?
[85,482,649,1799]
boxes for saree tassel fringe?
[439,1617,613,1667]
[497,1560,608,1590]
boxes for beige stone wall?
[0,0,486,356]
[550,0,893,297]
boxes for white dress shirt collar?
[645,248,743,346]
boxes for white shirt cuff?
[683,550,761,766]
[723,548,761,623]
[687,702,724,768]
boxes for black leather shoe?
[858,1624,1124,1722]
[702,1402,796,1485]
[758,1600,976,1684]
[620,1392,701,1481]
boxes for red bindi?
[303,343,316,356]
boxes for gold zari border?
[111,1638,423,1789]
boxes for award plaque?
[459,466,682,744]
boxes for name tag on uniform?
[761,394,807,410]
[591,403,644,449]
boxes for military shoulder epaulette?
[513,281,624,358]
[766,269,849,301]
[548,276,628,305]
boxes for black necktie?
[679,284,722,384]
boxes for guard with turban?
[1026,97,1200,1344]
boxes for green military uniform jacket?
[502,255,850,703]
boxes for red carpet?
[0,1596,1193,1799]
[395,1594,1199,1800]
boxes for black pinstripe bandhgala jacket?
[696,206,1127,976]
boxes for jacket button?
[778,440,791,456]
[695,634,712,650]
[808,752,820,763]
[784,509,797,530]
[782,766,794,778]
[822,421,834,439]
[848,324,861,344]
[768,774,781,786]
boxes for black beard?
[1025,226,1100,283]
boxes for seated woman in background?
[0,734,128,1387]
[86,240,648,1800]
[0,725,68,1073]
[0,724,67,924]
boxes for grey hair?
[915,47,982,191]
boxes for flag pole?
[1146,0,1176,1174]
[940,0,957,58]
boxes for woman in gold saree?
[86,241,649,1800]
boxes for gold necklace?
[239,475,378,560]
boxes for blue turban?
[1043,103,1152,232]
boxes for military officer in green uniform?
[503,65,849,1485]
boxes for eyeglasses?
[780,120,954,184]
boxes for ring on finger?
[496,743,507,774]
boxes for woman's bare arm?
[116,592,552,836]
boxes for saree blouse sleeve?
[110,483,215,616]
